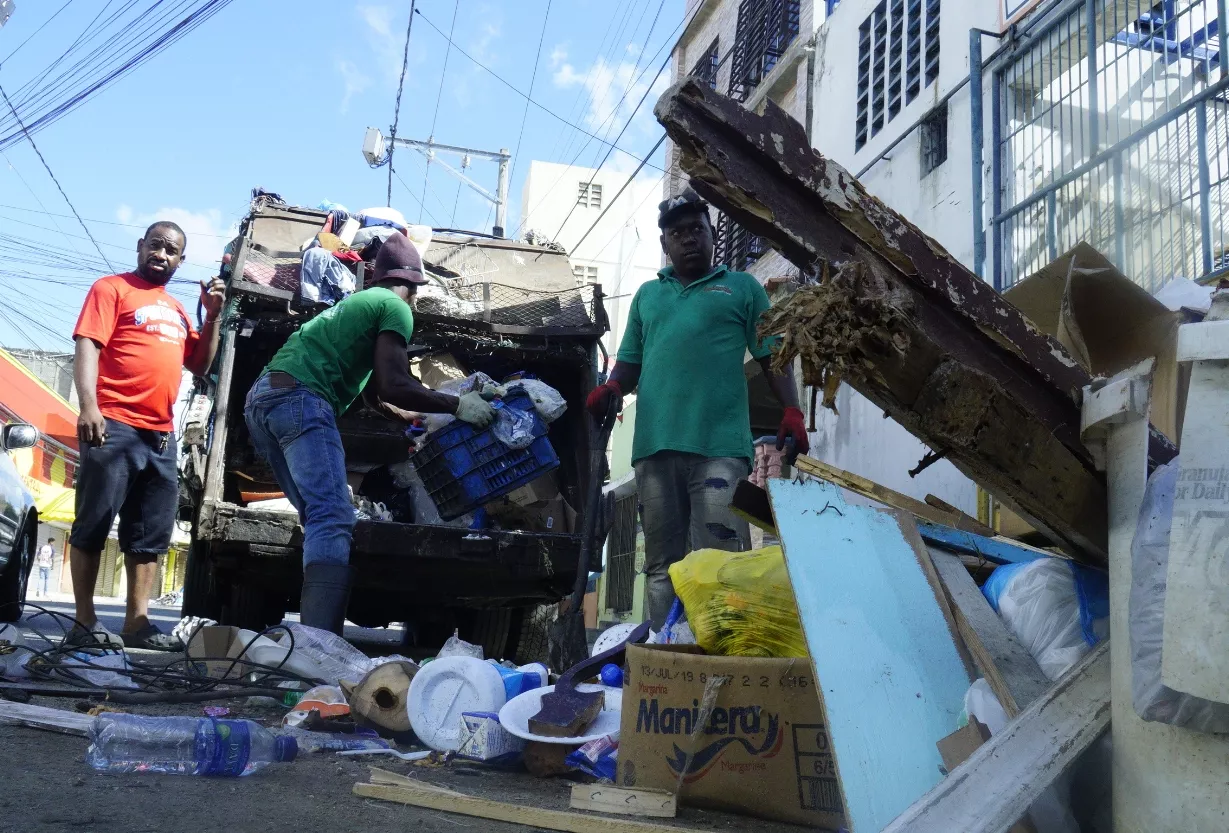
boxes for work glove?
[585,379,622,419]
[455,391,496,428]
[776,406,809,459]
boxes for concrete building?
[519,160,663,360]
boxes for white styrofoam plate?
[497,683,622,745]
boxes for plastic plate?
[497,683,622,745]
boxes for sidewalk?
[26,591,179,610]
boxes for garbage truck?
[180,196,609,662]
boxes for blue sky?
[0,0,681,352]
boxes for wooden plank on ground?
[353,780,683,833]
[928,549,1050,717]
[879,642,1109,833]
[768,477,971,833]
[569,786,677,818]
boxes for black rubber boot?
[299,563,352,635]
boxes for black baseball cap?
[657,188,710,228]
[372,232,428,285]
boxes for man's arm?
[758,357,799,409]
[608,361,641,394]
[372,332,462,414]
[361,381,424,423]
[184,278,227,377]
[74,337,107,446]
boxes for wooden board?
[768,478,971,833]
[915,523,1052,566]
[936,719,991,773]
[354,781,682,833]
[794,455,995,536]
[569,786,677,818]
[928,549,1050,717]
[879,643,1109,833]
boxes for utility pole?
[363,128,511,237]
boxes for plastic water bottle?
[87,714,297,776]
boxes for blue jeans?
[633,452,751,629]
[38,567,50,595]
[244,375,354,567]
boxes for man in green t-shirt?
[586,190,808,629]
[244,233,496,633]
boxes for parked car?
[0,422,41,622]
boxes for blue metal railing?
[977,0,1229,291]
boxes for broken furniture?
[654,79,1175,565]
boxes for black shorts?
[70,418,178,555]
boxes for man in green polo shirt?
[586,189,808,628]
[244,233,496,633]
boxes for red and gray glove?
[776,406,809,457]
[585,379,623,419]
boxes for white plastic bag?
[1131,459,1229,732]
[963,680,1081,833]
[983,558,1108,680]
[516,379,567,423]
[0,623,30,679]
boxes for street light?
[0,1,14,28]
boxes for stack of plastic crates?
[412,387,559,520]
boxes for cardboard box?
[485,494,576,533]
[618,644,845,830]
[456,712,525,763]
[507,474,560,506]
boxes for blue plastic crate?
[412,387,560,520]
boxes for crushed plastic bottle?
[87,714,297,776]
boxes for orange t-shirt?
[74,273,199,432]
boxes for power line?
[515,0,695,237]
[421,0,460,224]
[393,166,441,227]
[386,0,417,207]
[414,7,665,174]
[0,0,76,68]
[566,134,665,256]
[0,1,238,151]
[0,83,114,272]
[550,0,670,242]
[507,0,554,195]
[0,201,232,236]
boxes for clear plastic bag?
[492,403,538,449]
[1130,459,1229,732]
[0,623,31,679]
[982,558,1108,680]
[668,546,808,658]
[516,379,567,423]
[436,629,483,660]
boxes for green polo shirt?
[617,264,774,463]
[265,287,415,415]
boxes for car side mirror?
[2,423,38,451]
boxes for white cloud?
[356,4,408,83]
[552,51,669,139]
[115,205,238,284]
[337,59,372,113]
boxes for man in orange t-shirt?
[68,221,225,650]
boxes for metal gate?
[988,0,1229,291]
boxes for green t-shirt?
[266,287,415,415]
[617,265,774,463]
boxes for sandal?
[61,622,124,653]
[121,623,184,652]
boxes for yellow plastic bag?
[668,545,808,658]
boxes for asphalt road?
[1,602,791,833]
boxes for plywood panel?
[768,478,971,832]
